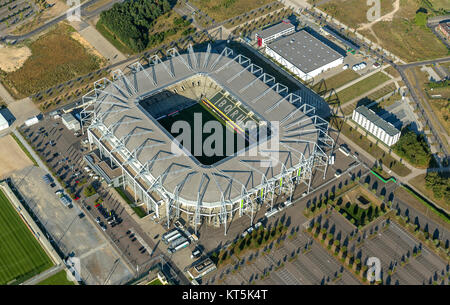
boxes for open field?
[384,66,400,78]
[37,270,75,285]
[410,174,449,212]
[0,23,104,98]
[313,69,360,93]
[367,82,397,101]
[336,72,391,104]
[0,188,53,285]
[0,45,31,73]
[190,0,273,23]
[0,135,35,179]
[318,0,396,29]
[370,0,449,62]
[331,117,412,176]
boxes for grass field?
[317,0,449,62]
[313,69,360,93]
[370,0,449,62]
[0,23,104,98]
[190,0,273,23]
[336,72,391,104]
[115,187,147,218]
[158,102,248,165]
[0,189,53,285]
[37,270,75,285]
[318,0,396,29]
[147,278,163,285]
[410,174,449,212]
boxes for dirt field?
[0,45,32,73]
[0,135,34,179]
[70,32,105,61]
[1,22,104,98]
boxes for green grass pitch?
[0,189,53,285]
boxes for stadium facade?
[80,44,334,235]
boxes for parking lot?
[9,165,134,284]
[19,114,191,284]
[0,0,36,33]
[202,229,359,285]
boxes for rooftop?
[267,30,344,73]
[256,20,295,39]
[354,106,400,136]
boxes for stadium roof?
[88,48,324,206]
[355,106,400,136]
[256,20,295,39]
[267,30,344,73]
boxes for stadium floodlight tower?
[81,43,334,236]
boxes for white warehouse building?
[0,113,8,131]
[265,30,344,81]
[255,20,295,47]
[352,106,400,147]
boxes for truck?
[162,229,179,243]
[170,236,188,249]
[168,240,190,254]
[164,232,182,245]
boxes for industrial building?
[265,30,344,81]
[61,113,81,131]
[255,20,295,47]
[0,113,8,131]
[80,44,334,235]
[352,106,400,147]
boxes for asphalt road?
[0,0,122,43]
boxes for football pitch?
[158,102,249,166]
[0,189,53,285]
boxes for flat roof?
[268,30,344,73]
[256,21,295,39]
[0,113,7,126]
[355,106,400,136]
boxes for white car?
[342,64,349,70]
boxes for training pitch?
[0,189,53,285]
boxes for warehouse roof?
[355,106,400,136]
[256,20,295,39]
[267,30,344,73]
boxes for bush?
[83,184,96,197]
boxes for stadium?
[80,44,334,235]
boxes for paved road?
[0,0,121,43]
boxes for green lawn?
[0,189,53,285]
[313,69,360,93]
[37,270,75,285]
[114,187,147,218]
[147,278,163,285]
[336,72,391,104]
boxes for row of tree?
[99,0,171,52]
